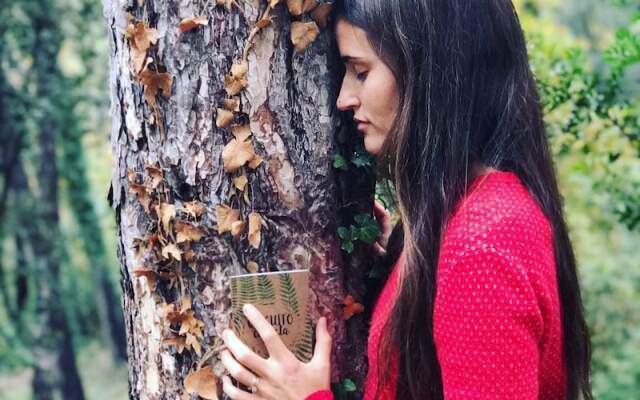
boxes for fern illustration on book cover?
[229,269,313,362]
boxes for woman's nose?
[336,90,360,111]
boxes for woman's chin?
[363,136,382,156]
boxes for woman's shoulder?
[442,170,554,262]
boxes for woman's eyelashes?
[356,71,368,81]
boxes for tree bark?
[104,0,370,398]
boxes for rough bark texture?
[104,0,370,398]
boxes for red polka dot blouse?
[307,170,566,399]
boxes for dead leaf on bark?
[224,74,248,96]
[286,0,304,15]
[175,221,204,243]
[310,3,332,29]
[216,108,235,129]
[184,366,219,400]
[291,21,320,52]
[248,212,262,249]
[246,261,259,273]
[183,201,206,219]
[155,202,176,234]
[233,174,248,191]
[216,205,240,234]
[179,16,209,33]
[248,154,263,169]
[163,334,187,354]
[231,220,246,240]
[256,16,273,29]
[130,183,151,213]
[161,243,182,261]
[145,164,164,188]
[223,97,240,112]
[124,19,158,73]
[222,139,256,173]
[139,68,173,107]
[232,124,252,142]
[343,294,365,320]
[132,266,158,290]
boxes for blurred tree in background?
[0,0,638,399]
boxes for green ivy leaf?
[342,240,354,254]
[337,226,349,240]
[333,154,348,171]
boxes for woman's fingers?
[221,349,259,388]
[241,304,292,362]
[222,328,270,377]
[311,317,332,366]
[221,375,264,400]
[372,200,391,247]
[372,241,387,256]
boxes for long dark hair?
[331,1,592,399]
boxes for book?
[229,269,314,362]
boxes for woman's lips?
[357,122,368,132]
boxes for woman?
[220,0,593,399]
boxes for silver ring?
[250,376,260,394]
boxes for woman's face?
[335,19,400,155]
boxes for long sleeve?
[433,246,544,399]
[304,389,334,400]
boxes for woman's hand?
[372,199,392,256]
[221,304,332,400]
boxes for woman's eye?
[356,71,368,81]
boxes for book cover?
[229,269,314,362]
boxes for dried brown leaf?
[222,97,240,112]
[175,221,204,243]
[248,212,262,249]
[139,69,173,107]
[179,16,209,33]
[303,0,318,13]
[130,183,151,214]
[286,0,304,16]
[224,74,248,96]
[161,243,182,261]
[291,21,320,52]
[246,261,259,273]
[231,124,252,142]
[216,108,234,128]
[310,3,332,30]
[343,294,365,321]
[185,367,218,400]
[155,202,176,233]
[233,174,248,192]
[216,205,240,234]
[248,154,263,169]
[222,139,256,173]
[183,201,205,218]
[231,220,245,240]
[145,164,164,189]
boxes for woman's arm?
[433,247,544,399]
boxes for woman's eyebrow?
[341,55,367,64]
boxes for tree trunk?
[104,0,370,398]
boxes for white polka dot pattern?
[306,171,567,400]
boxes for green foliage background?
[0,0,638,398]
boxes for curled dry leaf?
[155,202,176,234]
[132,266,158,290]
[222,139,256,173]
[163,334,187,354]
[231,61,248,78]
[223,97,240,112]
[269,0,280,7]
[310,3,332,29]
[303,0,318,13]
[175,221,204,243]
[179,16,208,33]
[231,124,252,142]
[291,21,320,52]
[216,108,234,128]
[183,201,206,218]
[224,73,248,96]
[256,16,273,29]
[233,174,248,191]
[130,183,151,213]
[246,261,259,274]
[248,154,263,169]
[145,164,164,189]
[139,68,173,107]
[161,243,182,261]
[184,367,219,400]
[286,0,304,16]
[216,205,241,234]
[231,220,246,240]
[343,294,365,321]
[124,19,158,73]
[248,212,262,249]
